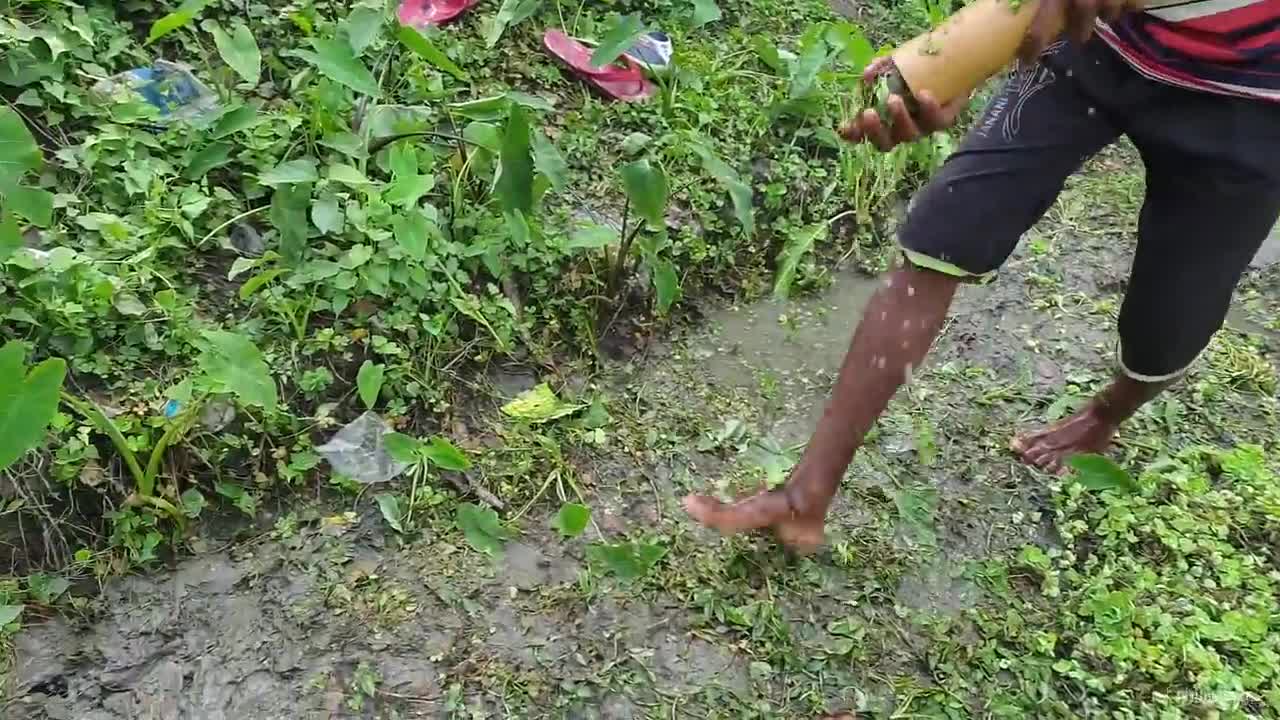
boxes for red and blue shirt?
[1097,0,1280,101]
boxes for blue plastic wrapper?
[92,60,220,124]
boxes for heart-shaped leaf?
[293,37,381,97]
[211,23,261,85]
[457,502,507,556]
[552,503,590,538]
[0,341,67,471]
[1068,454,1139,493]
[356,360,385,410]
[587,541,666,580]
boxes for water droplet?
[876,356,887,370]
[907,285,916,297]
[902,320,911,330]
[880,311,887,321]
[901,340,910,349]
[1087,107,1096,117]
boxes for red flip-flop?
[398,0,480,27]
[543,30,656,102]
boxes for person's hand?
[1019,0,1145,63]
[839,57,966,152]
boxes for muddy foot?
[1011,403,1117,474]
[682,490,826,554]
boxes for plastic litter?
[624,32,674,76]
[316,411,410,485]
[92,61,219,124]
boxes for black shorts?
[899,37,1280,381]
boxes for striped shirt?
[1096,0,1280,102]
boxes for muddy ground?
[4,148,1279,719]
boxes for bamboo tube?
[885,0,1059,110]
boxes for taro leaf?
[565,224,619,251]
[1068,454,1139,493]
[456,502,507,556]
[356,361,385,410]
[773,223,825,300]
[180,488,207,518]
[652,259,680,314]
[328,163,374,187]
[383,432,422,465]
[788,25,831,100]
[376,493,405,533]
[341,6,385,55]
[893,484,938,546]
[751,36,785,74]
[393,210,431,260]
[294,37,381,97]
[270,182,312,265]
[692,0,723,27]
[0,107,41,192]
[485,0,542,49]
[259,158,319,186]
[590,14,646,68]
[552,503,590,538]
[185,142,232,180]
[619,159,667,228]
[311,196,344,235]
[211,23,261,85]
[197,331,277,412]
[828,21,875,73]
[0,341,67,471]
[495,104,533,215]
[212,104,260,138]
[0,210,20,262]
[6,185,54,227]
[422,437,470,471]
[396,26,467,81]
[531,130,568,191]
[147,0,213,44]
[690,143,754,237]
[0,605,24,628]
[501,383,582,424]
[587,541,666,580]
[384,173,435,208]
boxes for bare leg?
[1011,374,1174,474]
[683,265,960,553]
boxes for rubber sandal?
[398,0,480,28]
[542,30,656,102]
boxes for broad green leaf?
[211,23,261,85]
[185,142,232,180]
[1068,455,1139,493]
[112,292,146,316]
[270,182,312,264]
[0,605,24,628]
[773,223,825,300]
[215,481,257,516]
[591,14,647,68]
[620,159,668,228]
[495,104,533,215]
[0,341,67,471]
[450,96,511,122]
[147,0,213,44]
[653,259,680,314]
[566,224,619,251]
[531,131,568,191]
[828,21,875,72]
[341,6,385,55]
[212,105,261,138]
[384,433,422,464]
[789,25,831,99]
[0,107,41,192]
[384,173,435,208]
[0,210,22,262]
[197,331,277,412]
[501,383,582,424]
[6,185,53,227]
[552,503,590,538]
[396,26,467,81]
[238,268,283,300]
[327,163,374,187]
[422,437,470,471]
[180,488,206,518]
[356,360,385,410]
[456,502,507,556]
[751,36,785,74]
[506,209,529,248]
[311,196,344,235]
[375,493,405,533]
[690,143,753,237]
[692,0,723,27]
[393,210,432,260]
[485,0,542,48]
[27,575,71,605]
[259,158,319,186]
[294,37,382,97]
[587,541,666,580]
